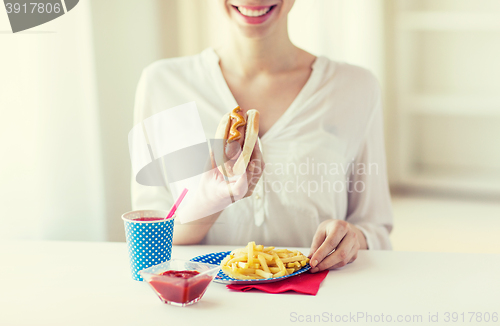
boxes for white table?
[1,241,499,326]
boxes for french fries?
[221,241,310,280]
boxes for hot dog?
[215,106,260,178]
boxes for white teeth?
[237,6,271,17]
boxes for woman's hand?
[215,139,264,202]
[180,140,264,217]
[173,141,264,245]
[240,140,265,199]
[308,220,367,273]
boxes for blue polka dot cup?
[122,210,175,281]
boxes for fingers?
[230,170,250,201]
[308,224,326,259]
[243,140,264,197]
[227,139,265,201]
[246,162,260,193]
[249,140,262,169]
[309,221,348,269]
[311,231,357,272]
[328,245,359,269]
[223,141,240,177]
[248,146,263,185]
[225,141,241,160]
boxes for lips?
[231,4,277,24]
[236,5,273,17]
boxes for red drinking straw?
[165,188,188,220]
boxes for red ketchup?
[149,270,213,304]
[134,217,164,222]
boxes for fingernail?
[311,259,318,268]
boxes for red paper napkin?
[226,270,329,295]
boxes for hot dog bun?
[215,108,260,178]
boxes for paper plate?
[190,251,311,285]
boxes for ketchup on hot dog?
[228,106,246,142]
[215,106,259,177]
[225,106,247,159]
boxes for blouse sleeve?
[345,92,394,250]
[130,69,174,212]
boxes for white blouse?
[131,48,393,250]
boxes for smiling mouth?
[233,5,277,17]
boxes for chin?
[236,23,277,39]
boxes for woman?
[132,0,393,273]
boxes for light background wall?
[0,0,106,241]
[90,0,167,241]
[384,0,500,194]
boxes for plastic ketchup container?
[140,259,220,306]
